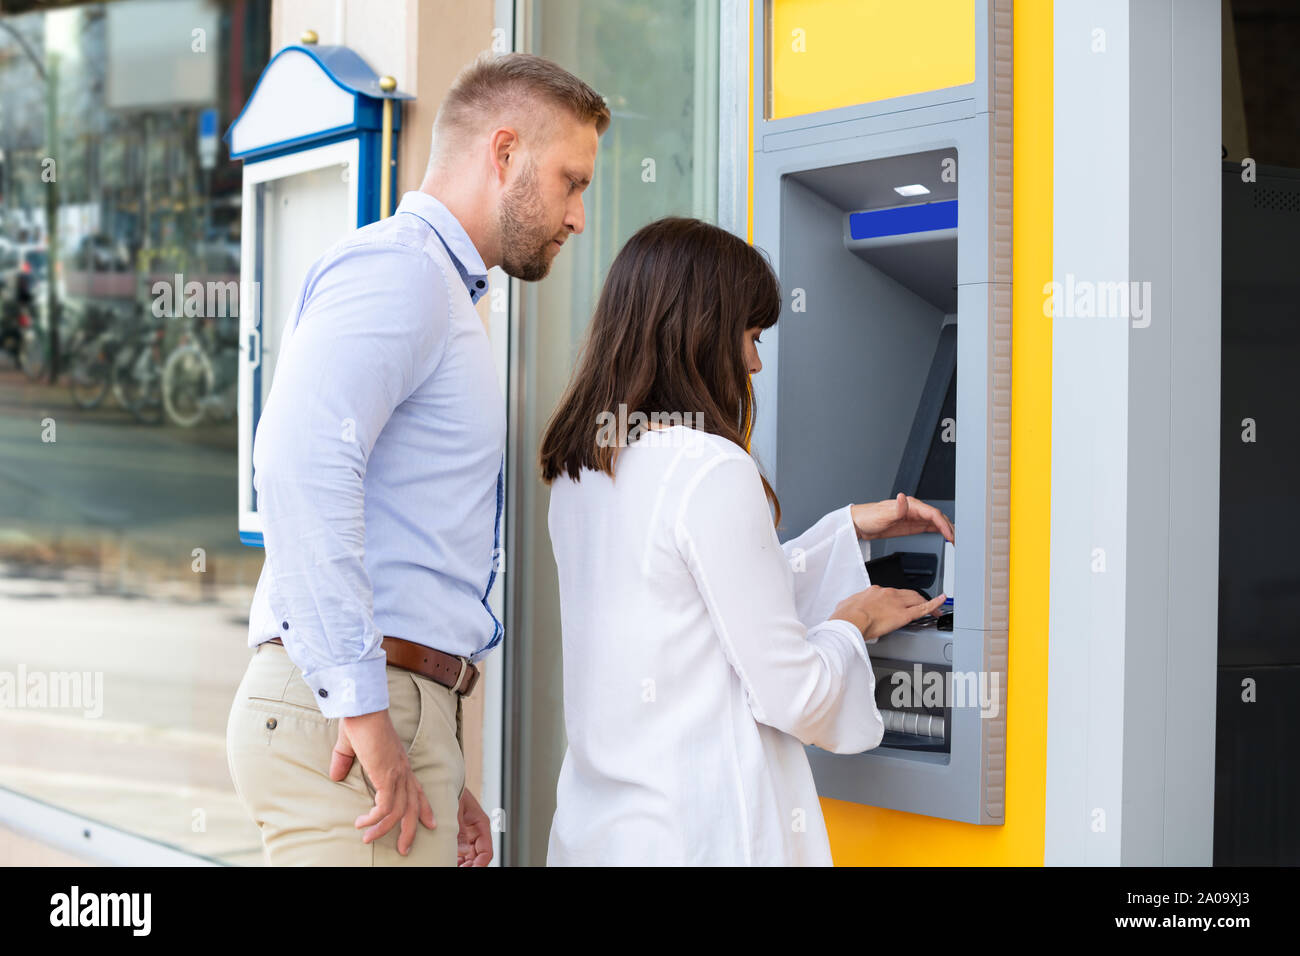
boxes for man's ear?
[488,127,518,185]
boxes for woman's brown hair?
[539,216,782,525]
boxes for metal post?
[379,75,397,218]
[44,52,60,384]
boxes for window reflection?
[0,0,271,863]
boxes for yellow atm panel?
[752,0,1049,863]
[768,0,977,119]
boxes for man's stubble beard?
[498,158,558,282]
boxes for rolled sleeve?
[254,241,450,718]
[300,657,391,719]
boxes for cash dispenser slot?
[872,658,953,755]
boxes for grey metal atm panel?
[747,0,1012,825]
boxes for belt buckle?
[455,657,480,698]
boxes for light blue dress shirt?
[247,191,506,719]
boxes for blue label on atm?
[849,200,958,240]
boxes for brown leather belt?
[267,636,480,698]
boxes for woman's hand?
[851,493,954,544]
[831,585,947,642]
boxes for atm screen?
[893,322,957,504]
[915,369,956,501]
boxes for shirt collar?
[395,191,490,305]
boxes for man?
[226,53,608,866]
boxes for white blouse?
[546,425,884,866]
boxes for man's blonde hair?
[428,53,609,172]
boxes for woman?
[539,217,953,866]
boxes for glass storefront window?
[0,0,271,863]
[505,0,720,865]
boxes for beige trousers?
[226,641,465,866]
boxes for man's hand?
[851,493,954,544]
[329,711,435,855]
[457,789,494,867]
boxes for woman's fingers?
[895,587,934,607]
[894,589,947,618]
[907,495,955,543]
[897,588,923,606]
[919,593,947,617]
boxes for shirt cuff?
[810,617,874,665]
[301,656,390,719]
[838,506,879,638]
[845,509,882,641]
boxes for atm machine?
[749,2,1012,824]
[225,38,410,547]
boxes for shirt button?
[266,717,277,730]
[475,279,485,288]
[318,688,328,698]
[281,621,289,630]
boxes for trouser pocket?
[403,674,466,798]
[225,645,464,865]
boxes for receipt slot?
[749,4,1012,824]
[226,42,411,546]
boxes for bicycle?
[66,306,133,410]
[161,314,238,427]
[113,312,167,425]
